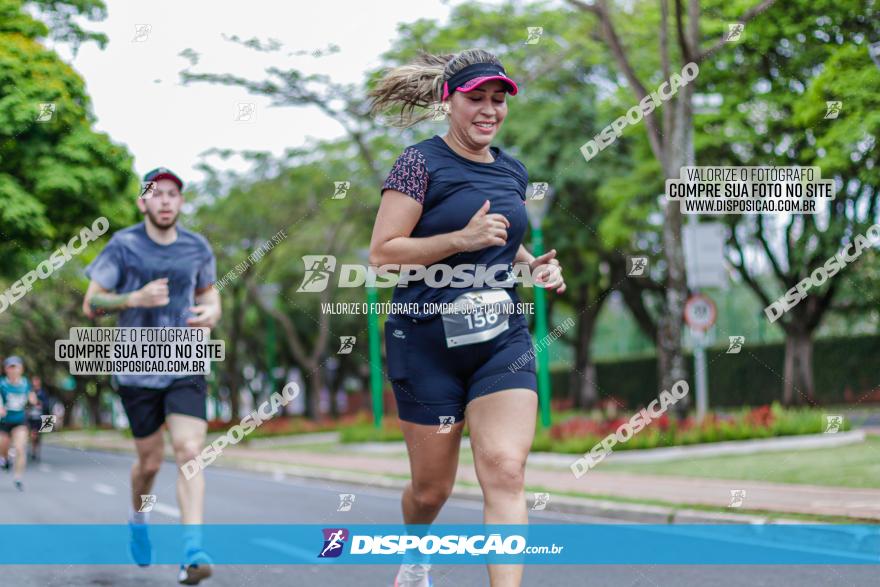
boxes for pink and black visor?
[441,63,519,101]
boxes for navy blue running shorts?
[117,375,207,438]
[384,312,537,425]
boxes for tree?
[698,0,880,403]
[192,143,379,419]
[0,0,136,276]
[567,0,779,399]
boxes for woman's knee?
[410,480,454,511]
[478,451,527,493]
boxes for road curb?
[47,437,869,528]
[226,456,799,525]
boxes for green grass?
[596,436,880,489]
[522,484,880,525]
[240,458,874,523]
[260,442,343,452]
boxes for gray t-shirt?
[85,222,217,389]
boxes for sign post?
[684,293,717,423]
[524,183,554,428]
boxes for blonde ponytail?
[369,49,503,127]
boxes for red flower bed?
[549,405,775,442]
[745,405,774,428]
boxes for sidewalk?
[49,430,880,523]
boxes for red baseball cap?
[143,167,184,190]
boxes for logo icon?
[824,101,842,120]
[528,182,549,201]
[132,24,152,42]
[297,255,336,292]
[36,103,56,122]
[531,492,550,511]
[824,415,843,434]
[726,336,745,354]
[139,181,157,200]
[627,256,648,277]
[318,528,349,558]
[526,27,544,45]
[234,102,256,122]
[728,489,746,508]
[332,181,350,199]
[38,415,56,433]
[430,101,450,122]
[138,494,157,513]
[337,493,355,512]
[726,23,744,42]
[337,336,356,355]
[392,329,406,340]
[437,415,456,434]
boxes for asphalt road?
[0,446,874,586]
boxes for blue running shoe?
[128,521,152,567]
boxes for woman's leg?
[0,430,9,462]
[11,425,29,480]
[466,388,538,587]
[400,419,464,524]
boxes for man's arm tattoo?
[89,292,131,314]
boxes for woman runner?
[368,49,566,587]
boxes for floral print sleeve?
[381,146,429,204]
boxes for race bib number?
[441,289,513,348]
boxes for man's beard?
[145,208,178,229]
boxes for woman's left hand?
[529,249,566,294]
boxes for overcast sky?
[53,0,471,186]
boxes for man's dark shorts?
[117,375,207,438]
[0,421,26,434]
[27,417,43,432]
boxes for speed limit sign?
[684,293,717,332]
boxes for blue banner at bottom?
[0,524,877,564]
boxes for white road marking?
[93,483,117,495]
[59,472,77,483]
[38,463,52,473]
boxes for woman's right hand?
[456,200,510,252]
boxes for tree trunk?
[224,287,245,421]
[658,84,691,410]
[328,363,340,419]
[304,362,322,420]
[783,330,815,405]
[569,282,601,409]
[87,391,102,428]
[61,393,75,427]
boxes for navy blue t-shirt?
[381,135,529,319]
[85,222,216,389]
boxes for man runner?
[82,167,220,585]
[0,356,37,491]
